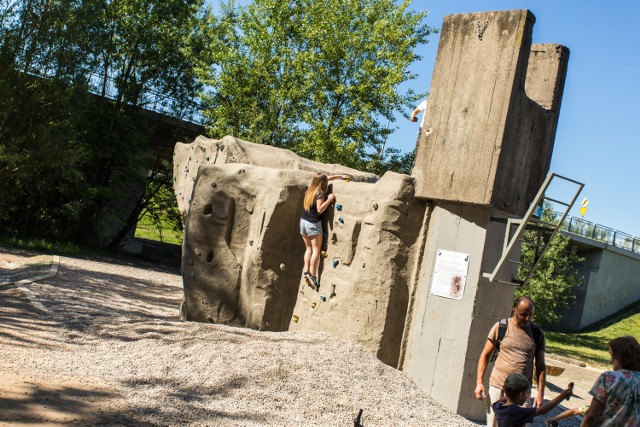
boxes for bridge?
[554,214,640,332]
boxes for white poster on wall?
[430,249,470,300]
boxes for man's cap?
[503,373,531,391]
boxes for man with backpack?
[475,296,547,427]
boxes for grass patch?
[0,235,117,259]
[546,301,640,368]
[134,213,183,245]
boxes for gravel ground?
[1,254,481,426]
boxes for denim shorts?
[300,218,322,236]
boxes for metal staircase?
[483,172,584,286]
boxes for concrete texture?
[555,235,640,331]
[400,203,519,420]
[181,164,306,331]
[412,10,568,217]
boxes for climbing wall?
[181,164,308,331]
[288,172,427,367]
[178,146,428,367]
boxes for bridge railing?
[556,213,640,255]
[86,72,206,126]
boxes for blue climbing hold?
[336,204,342,211]
[338,217,344,224]
[332,259,340,268]
[320,296,327,302]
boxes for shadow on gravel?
[0,257,184,348]
[0,286,66,349]
[120,375,272,425]
[0,381,146,426]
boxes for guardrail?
[557,214,640,254]
[86,72,206,126]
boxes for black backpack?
[489,318,543,363]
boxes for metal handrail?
[556,211,640,255]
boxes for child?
[300,172,351,291]
[493,373,573,427]
[544,405,589,426]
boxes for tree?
[189,0,433,172]
[0,0,203,247]
[515,207,585,327]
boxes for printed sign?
[430,249,470,300]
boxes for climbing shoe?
[305,272,319,291]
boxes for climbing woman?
[300,172,350,291]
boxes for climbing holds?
[279,263,286,271]
[336,204,342,211]
[320,296,326,302]
[372,201,378,210]
[332,258,340,268]
[321,251,328,258]
[338,217,344,224]
[205,155,210,161]
[311,302,317,309]
[292,315,299,323]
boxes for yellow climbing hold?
[292,315,299,323]
[311,302,317,309]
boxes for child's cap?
[503,373,531,392]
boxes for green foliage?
[0,0,202,248]
[134,158,183,245]
[135,212,183,245]
[189,0,433,172]
[516,207,584,327]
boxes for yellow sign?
[580,198,589,218]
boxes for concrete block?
[412,10,569,216]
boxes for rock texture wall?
[173,135,377,223]
[289,172,427,367]
[176,137,427,367]
[412,10,569,216]
[181,163,308,331]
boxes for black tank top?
[301,191,326,223]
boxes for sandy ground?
[0,248,602,426]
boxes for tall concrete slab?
[403,9,569,420]
[399,204,518,419]
[412,10,569,217]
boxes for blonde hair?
[304,173,328,211]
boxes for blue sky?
[388,1,640,238]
